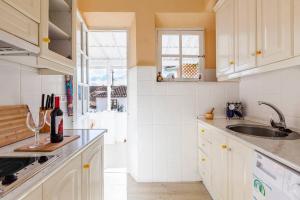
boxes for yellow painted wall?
[78,0,215,68]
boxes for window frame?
[157,28,205,81]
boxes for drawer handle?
[229,61,235,65]
[83,164,90,169]
[43,37,51,43]
[201,158,206,162]
[221,144,227,149]
[201,129,205,134]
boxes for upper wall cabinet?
[39,0,77,71]
[215,0,296,80]
[295,0,300,56]
[0,0,39,45]
[234,0,256,72]
[3,0,40,23]
[215,0,235,76]
[256,0,292,66]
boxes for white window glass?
[182,35,200,56]
[112,69,127,86]
[162,34,179,55]
[162,57,180,78]
[89,68,108,86]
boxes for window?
[157,30,205,80]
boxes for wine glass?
[26,111,45,148]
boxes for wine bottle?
[50,96,64,143]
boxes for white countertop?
[0,129,107,200]
[198,117,300,172]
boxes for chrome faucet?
[258,101,286,129]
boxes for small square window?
[157,30,205,81]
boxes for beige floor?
[104,171,212,200]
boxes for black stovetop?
[0,157,38,177]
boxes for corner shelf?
[49,21,70,40]
[49,0,70,11]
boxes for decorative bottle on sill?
[157,72,163,82]
[50,96,64,143]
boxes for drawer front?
[198,123,211,142]
[198,135,211,156]
[198,149,211,190]
[0,1,38,45]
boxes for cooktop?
[0,155,59,197]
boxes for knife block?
[40,108,52,134]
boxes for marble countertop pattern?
[198,117,300,172]
[0,129,107,200]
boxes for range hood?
[0,30,40,56]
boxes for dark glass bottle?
[50,96,64,143]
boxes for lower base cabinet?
[198,122,254,200]
[19,137,104,200]
[19,185,42,200]
[82,139,104,200]
[43,155,82,200]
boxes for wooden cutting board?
[14,135,80,152]
[0,105,33,148]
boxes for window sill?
[157,78,203,83]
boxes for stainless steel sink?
[226,124,300,140]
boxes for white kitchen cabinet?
[43,154,82,200]
[39,0,77,71]
[82,138,104,200]
[19,185,42,200]
[198,149,211,194]
[234,0,256,72]
[294,0,300,56]
[210,130,228,200]
[256,0,292,66]
[3,0,40,23]
[215,0,235,77]
[227,138,254,200]
[0,0,38,45]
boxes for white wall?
[240,66,300,129]
[0,59,67,116]
[128,66,239,182]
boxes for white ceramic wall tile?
[0,60,21,105]
[0,59,67,116]
[20,68,42,116]
[137,124,154,181]
[128,66,240,182]
[240,66,300,128]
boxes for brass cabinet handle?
[221,144,227,149]
[43,37,51,43]
[229,61,235,65]
[201,158,206,162]
[256,50,262,55]
[83,164,90,169]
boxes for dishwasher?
[253,152,300,200]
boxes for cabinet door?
[0,0,38,45]
[228,138,254,200]
[19,185,42,200]
[216,0,235,77]
[256,0,292,66]
[3,0,40,23]
[82,138,104,200]
[235,0,256,72]
[295,0,300,56]
[43,155,82,200]
[210,131,228,200]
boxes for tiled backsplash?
[240,66,300,129]
[128,66,239,182]
[0,59,67,116]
